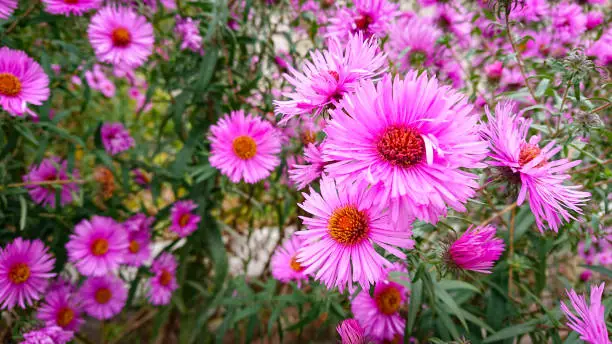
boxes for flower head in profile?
[101,122,135,156]
[480,101,591,232]
[209,110,281,183]
[296,177,414,292]
[271,234,309,286]
[0,0,17,19]
[42,0,101,16]
[0,238,55,310]
[148,252,178,305]
[20,326,73,344]
[79,275,127,320]
[66,216,129,276]
[169,200,201,237]
[289,143,325,189]
[274,33,386,124]
[0,47,50,117]
[561,283,609,344]
[88,6,154,68]
[327,0,398,39]
[337,319,367,344]
[37,289,83,332]
[23,157,80,208]
[389,16,442,71]
[444,225,505,274]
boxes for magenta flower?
[124,228,151,267]
[88,6,154,68]
[101,122,135,155]
[175,17,203,53]
[209,110,281,183]
[551,1,586,42]
[446,225,505,273]
[389,15,441,70]
[271,234,309,286]
[66,216,129,276]
[296,177,414,292]
[42,0,101,16]
[561,283,609,344]
[20,326,73,344]
[0,238,55,310]
[327,0,398,39]
[147,253,178,305]
[480,101,591,232]
[289,143,325,189]
[337,319,367,344]
[0,0,17,19]
[124,213,155,233]
[79,275,127,320]
[37,289,83,332]
[274,33,386,124]
[23,157,80,208]
[0,47,50,117]
[324,73,488,224]
[169,200,201,237]
[587,29,612,67]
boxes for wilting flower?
[271,234,309,286]
[296,177,414,292]
[289,143,325,189]
[209,110,281,183]
[20,326,73,344]
[37,289,83,332]
[480,101,591,232]
[0,238,55,310]
[132,168,152,187]
[351,263,409,341]
[169,200,201,237]
[0,47,50,117]
[23,157,80,208]
[42,0,101,16]
[79,275,127,320]
[445,225,505,273]
[66,216,129,276]
[101,122,135,156]
[561,283,609,344]
[175,17,203,53]
[327,0,398,39]
[88,6,154,68]
[94,166,116,200]
[389,15,441,70]
[148,253,178,305]
[274,33,386,124]
[324,73,488,224]
[337,319,367,344]
[0,0,17,19]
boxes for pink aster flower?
[0,239,55,310]
[337,319,367,344]
[101,122,135,155]
[289,143,325,189]
[37,289,83,332]
[124,213,154,233]
[42,0,101,16]
[509,0,549,22]
[66,216,129,276]
[323,73,488,224]
[209,110,281,183]
[351,263,409,341]
[271,234,309,286]
[79,275,127,320]
[561,283,609,344]
[445,225,505,273]
[587,29,612,67]
[296,177,414,292]
[551,2,586,42]
[124,228,151,267]
[274,33,386,124]
[389,15,442,70]
[0,0,16,19]
[20,326,73,344]
[480,101,591,232]
[169,200,201,237]
[147,252,178,305]
[327,0,398,39]
[0,47,50,117]
[175,17,203,53]
[586,11,604,30]
[23,157,79,208]
[88,6,154,68]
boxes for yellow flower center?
[377,126,425,168]
[375,286,402,315]
[232,135,257,160]
[0,73,22,97]
[94,288,112,304]
[91,238,109,256]
[328,205,369,245]
[56,307,75,327]
[111,27,132,47]
[519,144,542,166]
[9,263,30,284]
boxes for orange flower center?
[178,213,191,227]
[56,307,75,327]
[301,130,317,145]
[289,255,304,272]
[129,240,140,254]
[375,286,402,315]
[159,270,172,286]
[232,135,257,160]
[383,334,402,344]
[328,205,369,245]
[519,144,542,166]
[111,27,132,47]
[91,238,109,256]
[9,263,30,284]
[94,288,112,304]
[377,126,425,168]
[0,73,22,97]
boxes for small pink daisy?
[23,157,80,208]
[561,283,609,344]
[66,216,129,276]
[296,177,414,292]
[337,319,367,344]
[101,122,135,156]
[124,228,151,267]
[0,0,17,19]
[124,213,154,233]
[0,238,56,310]
[20,326,73,344]
[88,6,154,68]
[147,252,178,305]
[42,0,101,16]
[79,275,127,320]
[0,47,50,117]
[271,234,309,286]
[327,0,398,39]
[389,15,441,70]
[169,200,201,237]
[209,110,281,183]
[289,142,325,189]
[445,225,505,274]
[37,289,84,332]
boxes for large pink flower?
[561,283,609,344]
[42,0,101,16]
[327,0,398,39]
[0,0,17,19]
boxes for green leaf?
[483,320,539,343]
[19,196,27,230]
[435,284,468,330]
[535,78,550,98]
[438,279,480,294]
[406,279,422,336]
